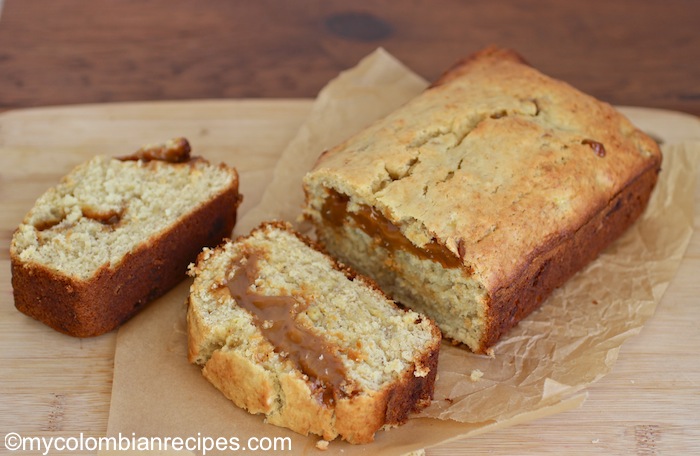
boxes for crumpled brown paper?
[104,49,699,455]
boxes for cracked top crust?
[303,47,662,291]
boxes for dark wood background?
[1,0,698,115]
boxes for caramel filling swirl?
[226,252,350,406]
[320,189,462,269]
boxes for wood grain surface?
[1,0,699,115]
[0,100,698,455]
[1,1,699,454]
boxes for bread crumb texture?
[303,47,661,352]
[470,369,484,382]
[12,154,235,280]
[187,222,441,444]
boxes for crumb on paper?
[470,369,484,382]
[315,439,329,450]
[592,438,600,444]
[485,347,495,358]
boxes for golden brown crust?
[272,374,338,440]
[303,46,663,352]
[200,323,440,444]
[430,45,530,88]
[118,137,192,163]
[382,333,440,422]
[12,166,240,337]
[202,349,278,416]
[480,161,660,351]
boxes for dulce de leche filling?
[226,252,350,406]
[118,137,192,163]
[320,189,462,269]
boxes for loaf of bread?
[187,221,440,444]
[11,138,241,337]
[303,46,662,353]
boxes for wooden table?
[1,1,698,455]
[1,0,699,116]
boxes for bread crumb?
[485,348,495,358]
[413,361,430,378]
[470,369,484,382]
[315,439,329,450]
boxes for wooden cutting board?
[0,100,698,455]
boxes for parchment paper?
[104,49,700,455]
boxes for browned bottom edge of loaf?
[383,341,439,426]
[203,334,439,444]
[12,188,240,338]
[339,341,439,443]
[480,163,661,351]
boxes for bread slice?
[186,221,441,444]
[302,46,662,353]
[11,138,241,337]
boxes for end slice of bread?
[187,221,441,444]
[11,138,241,337]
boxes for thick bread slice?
[303,46,662,353]
[187,221,441,444]
[11,138,241,337]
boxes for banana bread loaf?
[187,221,440,444]
[303,46,662,353]
[11,138,241,337]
